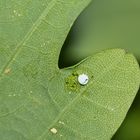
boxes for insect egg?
[78,74,89,85]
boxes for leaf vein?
[0,0,57,80]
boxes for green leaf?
[0,1,140,140]
[55,49,140,140]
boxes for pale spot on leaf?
[4,68,11,74]
[58,121,65,125]
[50,128,57,134]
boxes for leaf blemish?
[50,128,57,134]
[13,9,21,17]
[4,68,11,74]
[65,72,80,92]
[58,121,65,125]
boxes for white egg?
[78,74,89,85]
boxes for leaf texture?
[0,0,140,140]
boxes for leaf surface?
[0,0,140,140]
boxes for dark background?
[59,0,140,139]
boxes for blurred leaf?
[61,0,140,66]
[113,89,140,140]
